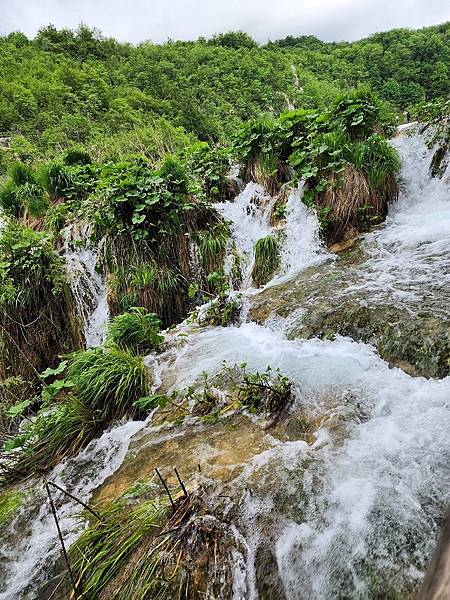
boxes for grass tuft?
[251,235,280,287]
[106,308,163,355]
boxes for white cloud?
[2,0,450,43]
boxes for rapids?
[0,126,449,599]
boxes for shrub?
[106,307,163,354]
[0,222,66,307]
[330,87,382,141]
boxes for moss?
[0,490,23,527]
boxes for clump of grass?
[63,147,92,166]
[195,223,229,274]
[351,134,401,188]
[70,498,168,599]
[251,235,280,287]
[9,162,34,186]
[1,345,152,483]
[0,396,99,484]
[38,163,73,198]
[106,308,163,354]
[15,182,48,217]
[0,180,22,217]
[0,490,24,527]
[68,346,150,420]
[70,491,239,599]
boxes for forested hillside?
[0,23,449,171]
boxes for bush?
[106,307,163,354]
[0,222,66,307]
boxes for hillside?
[0,23,449,171]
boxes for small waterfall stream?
[0,127,449,599]
[63,226,109,347]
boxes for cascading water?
[63,225,109,347]
[341,128,450,313]
[1,127,448,599]
[156,126,450,598]
[215,182,275,287]
[216,181,328,290]
[0,420,148,599]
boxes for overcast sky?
[2,0,450,43]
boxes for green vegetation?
[68,486,237,599]
[0,221,82,382]
[0,345,151,483]
[152,363,294,428]
[106,308,163,354]
[252,235,280,287]
[0,22,448,171]
[0,489,23,527]
[71,498,169,599]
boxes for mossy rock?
[0,490,23,527]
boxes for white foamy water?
[63,226,109,346]
[163,321,450,599]
[160,129,450,598]
[343,129,450,313]
[271,185,329,285]
[216,181,328,290]
[0,420,146,600]
[216,182,275,287]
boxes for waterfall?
[1,128,448,599]
[215,182,276,288]
[0,421,148,600]
[63,225,109,347]
[216,182,329,290]
[160,127,450,598]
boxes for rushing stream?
[0,126,449,599]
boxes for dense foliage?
[0,22,449,173]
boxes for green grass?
[195,223,229,274]
[351,134,401,188]
[70,498,169,599]
[0,396,99,484]
[251,235,280,287]
[68,346,150,420]
[106,308,163,355]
